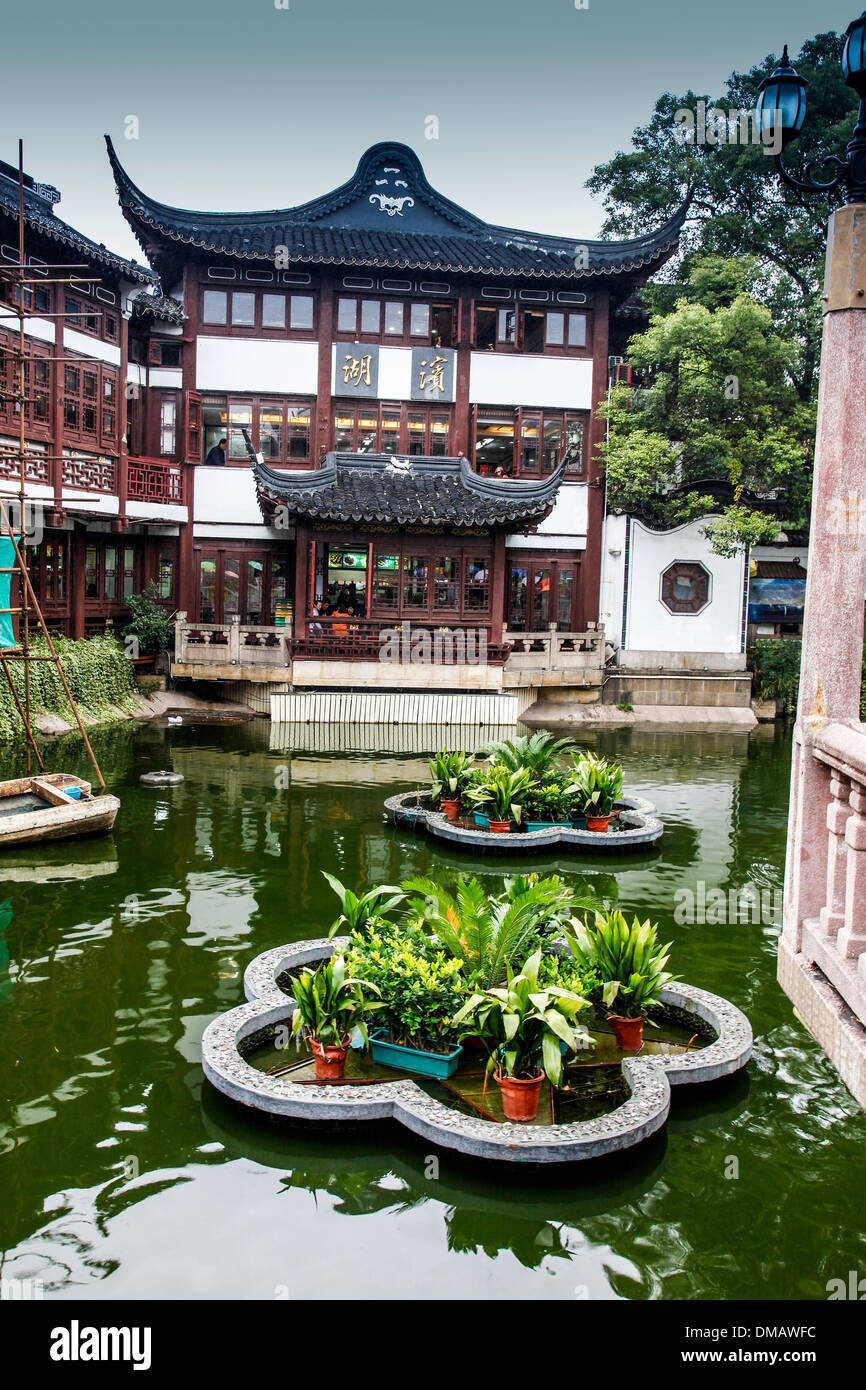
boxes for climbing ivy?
[0,634,137,740]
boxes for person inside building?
[205,437,227,466]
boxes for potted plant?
[322,871,405,939]
[482,731,576,777]
[345,924,468,1079]
[567,755,624,833]
[563,910,678,1050]
[451,950,591,1122]
[466,766,532,833]
[429,749,476,823]
[290,953,382,1080]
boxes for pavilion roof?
[252,452,565,530]
[105,138,688,285]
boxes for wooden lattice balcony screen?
[127,459,185,505]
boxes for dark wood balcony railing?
[127,457,185,505]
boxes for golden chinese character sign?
[338,346,379,397]
[411,347,455,402]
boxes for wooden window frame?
[197,286,318,341]
[331,400,453,455]
[200,393,314,466]
[332,296,456,348]
[472,405,588,477]
[313,535,492,624]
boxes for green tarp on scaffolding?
[0,536,17,648]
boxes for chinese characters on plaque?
[411,346,455,401]
[338,345,379,397]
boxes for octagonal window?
[660,561,711,615]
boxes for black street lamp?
[756,15,866,202]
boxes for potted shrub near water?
[564,910,677,1050]
[466,766,532,833]
[429,749,476,824]
[452,950,591,1122]
[290,954,382,1080]
[568,755,624,833]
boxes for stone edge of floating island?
[201,937,753,1165]
[383,789,664,853]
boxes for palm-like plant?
[403,873,584,988]
[483,730,576,777]
[465,766,533,824]
[322,871,405,941]
[451,949,591,1086]
[566,754,624,818]
[290,954,382,1046]
[428,749,476,802]
[563,910,678,1020]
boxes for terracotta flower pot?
[487,819,512,834]
[609,1015,644,1051]
[310,1036,350,1080]
[440,798,461,824]
[586,814,611,833]
[494,1068,545,1122]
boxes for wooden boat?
[0,773,119,848]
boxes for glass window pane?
[465,556,490,611]
[123,548,135,599]
[158,553,173,600]
[262,294,286,328]
[259,404,284,460]
[247,559,264,621]
[508,565,527,631]
[543,417,562,474]
[434,555,459,609]
[361,300,380,334]
[224,557,240,615]
[568,313,587,347]
[407,412,426,456]
[199,558,216,622]
[475,411,513,475]
[381,411,401,454]
[203,290,227,325]
[228,402,253,458]
[410,303,430,337]
[231,292,256,326]
[545,311,564,346]
[85,546,98,599]
[532,568,550,629]
[403,555,428,608]
[337,298,357,333]
[429,413,449,457]
[334,408,355,450]
[290,295,314,330]
[357,411,378,453]
[286,405,311,460]
[384,302,404,335]
[523,310,544,352]
[497,308,516,343]
[475,306,496,349]
[372,552,400,609]
[521,416,540,474]
[104,546,117,600]
[556,566,574,631]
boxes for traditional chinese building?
[5,138,688,700]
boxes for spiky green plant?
[403,873,589,989]
[465,765,533,824]
[566,754,624,818]
[451,949,591,1085]
[322,871,405,941]
[563,910,678,1020]
[428,749,476,802]
[482,730,576,777]
[289,953,382,1046]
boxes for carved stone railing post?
[839,778,866,960]
[174,611,188,664]
[819,772,852,939]
[229,615,241,666]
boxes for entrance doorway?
[507,557,580,632]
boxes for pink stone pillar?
[819,772,852,938]
[784,204,866,947]
[839,779,866,958]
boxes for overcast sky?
[0,0,851,265]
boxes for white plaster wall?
[193,465,265,525]
[149,367,183,390]
[598,512,628,642]
[469,353,593,409]
[63,328,121,366]
[505,481,588,551]
[622,517,746,656]
[195,337,319,394]
[0,309,55,346]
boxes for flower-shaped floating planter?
[201,938,752,1165]
[384,790,664,854]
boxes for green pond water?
[0,717,864,1300]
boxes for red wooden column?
[452,285,472,458]
[69,524,86,639]
[314,278,335,462]
[177,263,198,618]
[115,299,129,530]
[490,531,506,645]
[50,280,64,524]
[580,289,609,628]
[293,521,309,639]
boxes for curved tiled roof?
[252,451,565,530]
[0,159,155,285]
[106,137,689,281]
[130,291,186,324]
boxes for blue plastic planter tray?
[472,811,490,829]
[526,820,572,832]
[369,1030,463,1079]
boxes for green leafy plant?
[322,871,405,941]
[122,581,175,656]
[747,637,802,714]
[566,754,624,818]
[0,633,136,741]
[563,910,678,1021]
[428,749,476,802]
[466,766,533,825]
[402,873,586,989]
[482,731,576,777]
[346,924,468,1052]
[290,953,382,1046]
[451,949,592,1086]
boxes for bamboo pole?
[0,653,43,770]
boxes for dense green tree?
[599,257,816,554]
[588,31,857,403]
